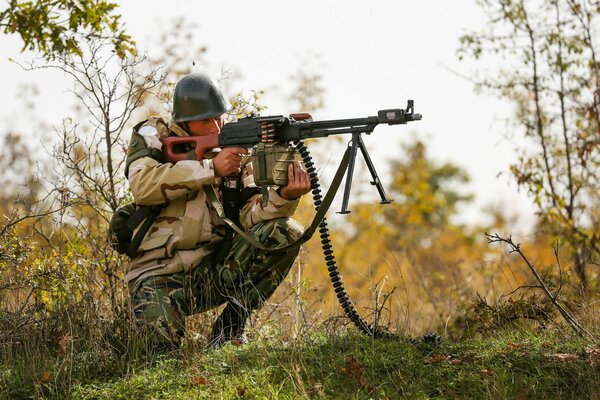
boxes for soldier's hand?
[213,147,248,177]
[279,161,311,200]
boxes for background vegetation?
[1,0,599,398]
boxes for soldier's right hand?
[213,147,248,177]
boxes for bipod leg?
[338,133,360,214]
[357,135,392,204]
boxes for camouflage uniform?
[126,117,303,348]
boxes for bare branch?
[486,232,593,338]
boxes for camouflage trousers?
[129,217,304,349]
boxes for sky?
[0,0,537,230]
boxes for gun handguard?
[160,135,219,163]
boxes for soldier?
[124,72,311,350]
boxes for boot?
[207,302,249,348]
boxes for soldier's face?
[188,115,224,137]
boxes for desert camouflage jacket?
[124,117,300,283]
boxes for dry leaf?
[56,335,72,355]
[342,356,364,378]
[342,355,368,388]
[192,376,210,385]
[41,370,52,383]
[346,356,364,372]
[425,354,451,364]
[548,353,579,362]
[312,383,325,398]
[586,347,600,364]
[236,384,246,397]
[480,368,494,376]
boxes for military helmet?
[172,73,228,122]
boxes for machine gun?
[160,100,428,340]
[161,100,421,213]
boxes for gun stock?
[160,135,219,163]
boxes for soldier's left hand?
[279,161,311,200]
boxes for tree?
[0,0,134,59]
[288,51,326,113]
[458,0,600,289]
[0,82,52,208]
[0,37,165,328]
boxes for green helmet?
[172,73,228,122]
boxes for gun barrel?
[218,102,421,145]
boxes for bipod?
[338,132,392,214]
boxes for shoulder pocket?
[125,122,164,177]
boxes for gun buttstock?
[160,136,218,163]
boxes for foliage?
[458,0,600,287]
[0,38,168,400]
[0,83,50,207]
[0,221,141,399]
[457,294,556,336]
[0,0,135,59]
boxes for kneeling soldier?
[124,73,310,349]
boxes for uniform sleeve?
[128,157,216,205]
[238,160,300,229]
[126,123,215,205]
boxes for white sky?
[0,0,537,229]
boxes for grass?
[4,327,599,399]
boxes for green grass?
[4,329,599,399]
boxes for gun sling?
[125,204,165,258]
[205,146,351,253]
